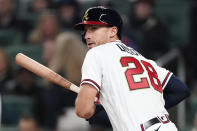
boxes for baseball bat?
[15,53,80,93]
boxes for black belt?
[140,115,170,131]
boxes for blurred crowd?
[0,0,197,130]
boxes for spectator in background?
[0,48,13,94]
[9,68,45,127]
[49,32,87,85]
[94,0,138,50]
[56,0,81,30]
[42,39,56,66]
[129,0,170,60]
[0,0,32,42]
[18,115,41,131]
[0,0,15,29]
[30,0,52,13]
[95,0,113,7]
[11,68,41,96]
[28,11,61,45]
[28,0,53,24]
[43,32,87,129]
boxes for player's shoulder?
[98,41,123,54]
[87,41,120,55]
[85,46,101,59]
[97,41,119,49]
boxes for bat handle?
[69,84,80,93]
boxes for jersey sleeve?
[80,49,102,92]
[150,60,173,89]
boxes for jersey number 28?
[120,57,162,93]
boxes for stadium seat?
[5,44,43,70]
[1,95,34,126]
[0,29,23,47]
[1,126,18,131]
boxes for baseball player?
[74,6,190,131]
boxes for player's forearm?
[75,84,98,119]
[75,97,96,119]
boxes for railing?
[156,48,186,129]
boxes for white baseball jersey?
[80,40,173,131]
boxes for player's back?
[92,41,171,131]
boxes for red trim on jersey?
[162,72,171,87]
[96,93,100,104]
[157,115,170,124]
[140,124,145,131]
[78,21,110,26]
[81,79,101,90]
[81,79,101,104]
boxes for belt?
[140,114,170,131]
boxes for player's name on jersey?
[116,43,141,56]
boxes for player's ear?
[110,26,118,38]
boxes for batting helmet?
[74,6,123,39]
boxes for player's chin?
[87,44,96,49]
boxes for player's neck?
[109,36,120,43]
